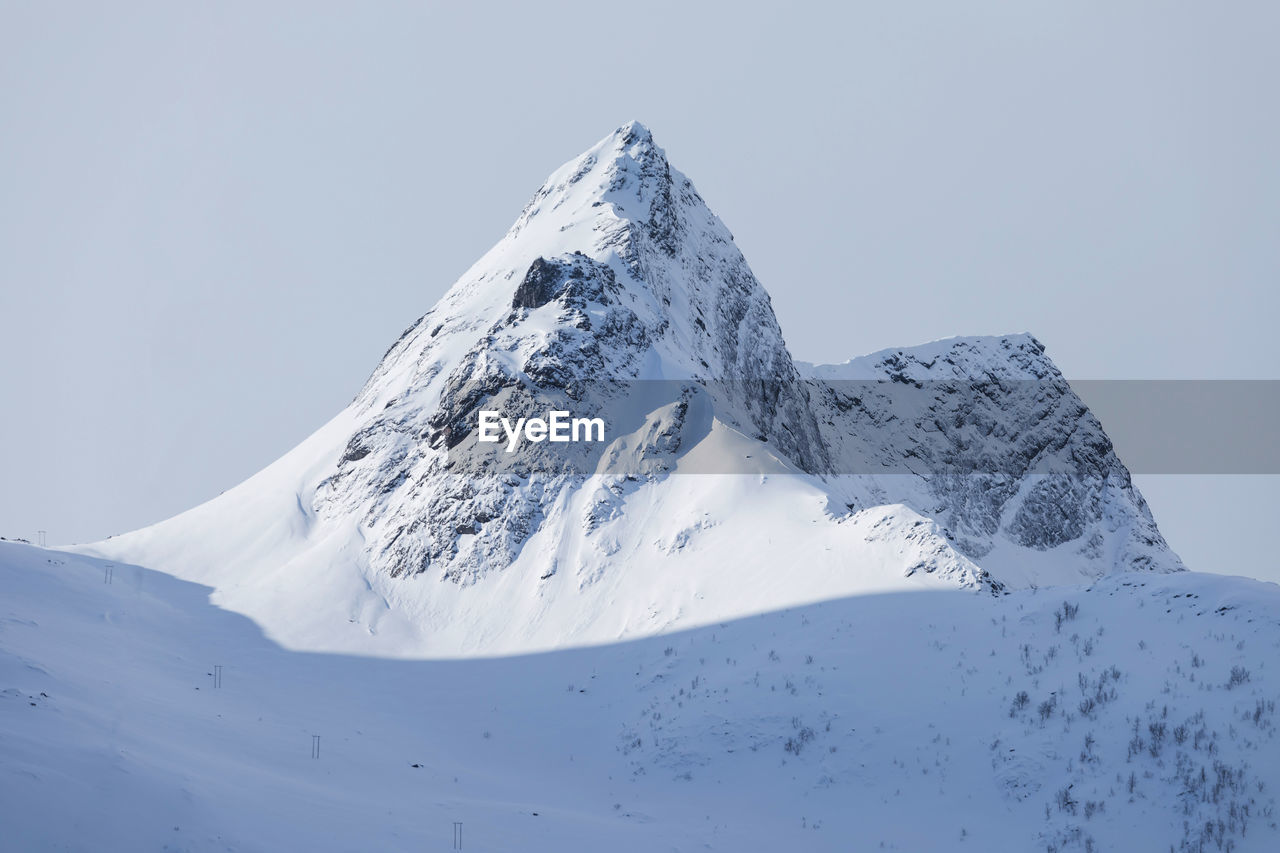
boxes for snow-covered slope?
[81,123,1180,657]
[5,541,1277,852]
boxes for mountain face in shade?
[799,334,1181,588]
[85,123,1182,656]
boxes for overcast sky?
[2,2,1276,580]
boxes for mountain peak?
[505,120,675,243]
[614,118,655,146]
[585,120,659,167]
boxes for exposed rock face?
[313,122,1181,589]
[800,335,1179,576]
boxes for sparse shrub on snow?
[1226,666,1251,690]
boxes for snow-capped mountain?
[83,122,1180,656]
[16,122,1277,853]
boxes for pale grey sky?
[2,2,1276,579]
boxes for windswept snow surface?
[3,541,1278,852]
[81,456,989,658]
